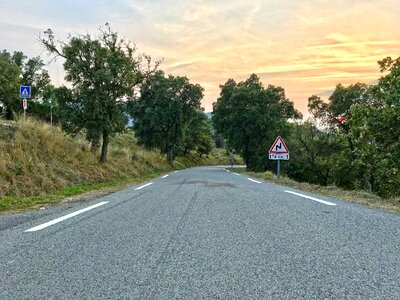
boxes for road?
[0,167,399,299]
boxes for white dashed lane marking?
[247,178,261,184]
[285,190,337,206]
[25,201,109,232]
[135,182,153,190]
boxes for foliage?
[40,24,159,163]
[178,111,214,157]
[0,50,52,120]
[128,70,204,165]
[213,133,225,148]
[305,56,400,198]
[348,57,400,197]
[0,53,20,119]
[212,74,301,171]
[286,122,349,186]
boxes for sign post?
[19,86,31,120]
[268,136,289,179]
[23,99,27,119]
[49,98,53,126]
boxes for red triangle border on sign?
[269,136,289,154]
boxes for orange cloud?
[2,0,399,117]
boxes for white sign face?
[269,154,289,160]
[269,136,290,160]
[269,136,289,154]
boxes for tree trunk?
[167,145,174,166]
[100,132,109,164]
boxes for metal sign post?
[277,159,280,179]
[268,136,289,179]
[23,99,27,120]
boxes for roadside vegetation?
[0,118,232,212]
[0,24,398,213]
[213,58,400,202]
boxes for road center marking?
[248,178,261,183]
[161,175,169,179]
[25,201,109,232]
[284,190,337,206]
[135,182,153,190]
[225,169,231,173]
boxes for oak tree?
[41,24,158,162]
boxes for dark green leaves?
[41,24,156,162]
[213,74,301,171]
[128,71,205,165]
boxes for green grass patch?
[0,171,166,213]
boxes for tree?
[0,54,20,119]
[128,70,204,165]
[0,50,52,120]
[194,116,214,157]
[348,57,400,197]
[178,111,213,157]
[40,24,159,163]
[285,122,347,187]
[212,74,301,172]
[308,83,371,131]
[308,83,373,190]
[306,57,400,197]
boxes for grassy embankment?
[0,118,232,213]
[231,168,400,213]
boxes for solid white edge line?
[25,201,109,232]
[248,178,261,184]
[135,182,153,190]
[232,172,240,176]
[284,190,337,206]
[161,175,169,179]
[225,169,231,173]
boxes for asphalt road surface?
[0,167,399,299]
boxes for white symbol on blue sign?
[19,86,31,98]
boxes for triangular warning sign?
[269,136,289,154]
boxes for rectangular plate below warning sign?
[269,154,289,160]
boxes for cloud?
[1,0,399,115]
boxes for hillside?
[0,119,233,211]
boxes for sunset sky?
[1,0,399,115]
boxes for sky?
[1,0,399,115]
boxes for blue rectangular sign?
[19,86,31,98]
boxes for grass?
[0,173,164,213]
[230,168,400,214]
[0,118,233,213]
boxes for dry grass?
[0,118,226,212]
[232,169,400,214]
